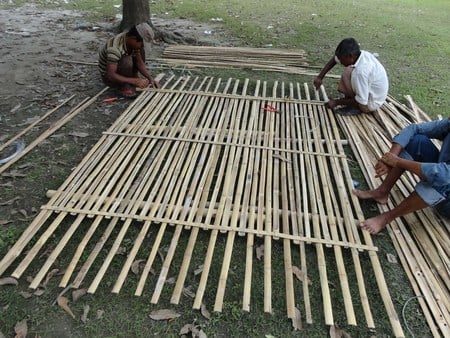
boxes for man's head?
[335,38,361,66]
[133,23,154,43]
[126,23,154,53]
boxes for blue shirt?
[393,118,450,198]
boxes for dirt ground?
[0,4,227,210]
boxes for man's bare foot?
[352,189,389,204]
[359,214,390,234]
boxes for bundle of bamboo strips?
[335,96,450,337]
[157,45,339,78]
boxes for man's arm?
[374,143,403,177]
[134,52,159,88]
[314,56,336,90]
[381,152,425,180]
[105,63,148,88]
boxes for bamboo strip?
[0,95,75,153]
[242,82,262,311]
[6,89,108,279]
[314,105,356,325]
[322,103,375,328]
[104,130,347,158]
[279,84,296,318]
[150,77,223,302]
[139,87,327,105]
[0,93,93,175]
[215,80,254,311]
[110,77,209,293]
[170,79,237,303]
[193,79,242,310]
[302,85,333,325]
[88,76,199,293]
[289,83,312,323]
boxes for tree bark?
[120,0,150,32]
[120,0,197,44]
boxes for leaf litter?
[14,319,28,338]
[57,296,76,320]
[149,309,181,321]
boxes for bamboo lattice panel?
[0,75,403,335]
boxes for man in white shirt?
[314,38,389,115]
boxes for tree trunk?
[120,0,197,44]
[120,0,150,32]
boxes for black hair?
[127,26,143,42]
[335,38,361,58]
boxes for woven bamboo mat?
[0,75,403,335]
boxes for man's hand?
[381,152,400,168]
[149,78,160,89]
[134,78,150,89]
[374,159,390,177]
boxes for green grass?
[149,0,449,118]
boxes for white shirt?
[351,50,389,111]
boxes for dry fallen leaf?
[166,277,176,284]
[14,319,27,338]
[292,266,312,285]
[291,307,302,331]
[57,296,76,320]
[131,259,146,275]
[273,153,291,162]
[158,249,165,263]
[19,291,33,299]
[149,309,181,321]
[69,132,89,138]
[72,288,88,301]
[183,286,196,298]
[256,245,264,260]
[192,326,207,338]
[201,303,211,319]
[33,288,46,297]
[43,268,60,287]
[329,323,351,338]
[18,209,28,218]
[179,323,194,335]
[386,253,398,264]
[0,277,18,286]
[81,304,90,324]
[0,197,20,206]
[194,264,204,276]
[96,309,104,319]
[116,246,127,255]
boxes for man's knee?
[405,135,439,162]
[117,55,134,77]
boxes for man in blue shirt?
[353,118,450,234]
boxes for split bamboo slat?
[335,97,450,338]
[1,75,405,336]
[157,45,339,78]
